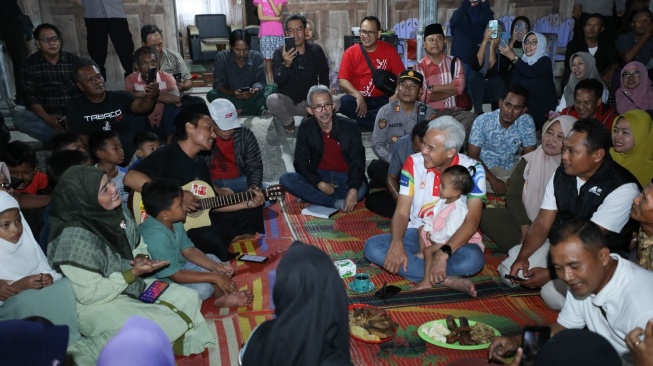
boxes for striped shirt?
[22,51,82,114]
[413,54,466,111]
[159,47,192,81]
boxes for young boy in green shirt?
[139,179,253,307]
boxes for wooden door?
[20,0,177,90]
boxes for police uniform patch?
[395,105,400,112]
[378,119,388,129]
[391,136,398,142]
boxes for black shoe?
[219,251,240,262]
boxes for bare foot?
[369,263,380,268]
[214,290,254,308]
[442,276,477,297]
[411,280,433,290]
[415,251,424,259]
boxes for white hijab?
[0,191,61,294]
[521,32,548,66]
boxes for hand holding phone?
[488,20,499,39]
[139,280,169,303]
[504,274,528,281]
[173,73,182,83]
[146,67,157,83]
[520,326,551,366]
[239,87,252,93]
[284,36,295,52]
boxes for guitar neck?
[199,190,254,210]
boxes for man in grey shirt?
[207,29,276,115]
[141,24,193,94]
[82,0,134,79]
[369,70,435,186]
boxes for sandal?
[283,121,296,134]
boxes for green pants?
[206,84,277,115]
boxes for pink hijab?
[616,61,653,114]
[521,116,576,221]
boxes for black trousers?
[84,18,134,79]
[0,15,28,101]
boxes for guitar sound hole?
[187,210,204,218]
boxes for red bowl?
[348,303,397,344]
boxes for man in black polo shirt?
[66,60,158,160]
[266,14,337,134]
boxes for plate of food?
[418,315,500,350]
[348,304,398,344]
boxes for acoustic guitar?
[130,180,284,230]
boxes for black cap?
[398,69,424,85]
[424,24,444,38]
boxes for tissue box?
[334,259,356,278]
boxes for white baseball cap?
[208,99,241,130]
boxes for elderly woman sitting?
[0,188,80,344]
[47,166,214,365]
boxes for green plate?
[417,319,500,350]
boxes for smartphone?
[520,326,551,366]
[515,20,527,34]
[146,67,157,83]
[239,87,252,93]
[488,20,499,39]
[9,177,23,189]
[504,274,528,281]
[173,73,182,82]
[284,36,295,52]
[238,254,269,263]
[500,31,510,46]
[139,280,169,303]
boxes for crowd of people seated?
[1,1,653,364]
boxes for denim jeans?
[12,110,59,142]
[179,254,227,301]
[279,169,366,208]
[364,228,485,283]
[339,94,389,130]
[213,175,249,193]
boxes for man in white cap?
[125,100,265,261]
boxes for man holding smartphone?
[207,29,276,116]
[267,14,335,134]
[489,219,653,366]
[141,24,193,94]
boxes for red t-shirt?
[210,138,240,180]
[560,104,619,130]
[317,130,349,172]
[15,171,49,194]
[338,41,405,98]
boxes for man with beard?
[560,79,618,129]
[467,85,536,195]
[489,219,653,366]
[500,119,639,310]
[124,101,265,261]
[207,29,275,115]
[13,24,82,143]
[279,85,366,212]
[66,60,158,161]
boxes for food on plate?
[469,322,496,344]
[349,306,398,340]
[420,321,451,343]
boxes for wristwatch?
[512,55,519,63]
[440,244,452,257]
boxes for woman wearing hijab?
[241,241,352,366]
[555,52,609,112]
[616,61,653,114]
[610,110,653,187]
[98,316,175,366]
[0,190,80,344]
[499,31,557,130]
[481,116,576,251]
[47,166,214,365]
[509,16,530,58]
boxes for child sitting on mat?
[139,179,253,308]
[413,165,484,290]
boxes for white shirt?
[540,174,639,233]
[557,255,653,365]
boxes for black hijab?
[242,242,352,366]
[511,16,531,49]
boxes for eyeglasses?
[359,30,378,37]
[623,71,641,79]
[139,59,158,67]
[0,182,11,190]
[38,36,60,44]
[311,103,334,112]
[523,40,538,46]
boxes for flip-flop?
[283,122,296,134]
